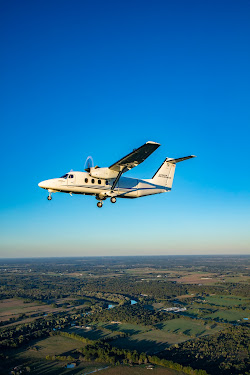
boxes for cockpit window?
[60,174,68,179]
[68,174,74,179]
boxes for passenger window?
[85,178,88,183]
[106,180,109,185]
[91,179,95,184]
[98,180,101,185]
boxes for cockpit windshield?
[60,174,68,179]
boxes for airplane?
[38,141,196,208]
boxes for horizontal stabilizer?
[166,155,196,164]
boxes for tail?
[151,155,196,189]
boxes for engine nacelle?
[89,167,118,179]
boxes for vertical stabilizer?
[151,155,196,188]
[152,159,176,188]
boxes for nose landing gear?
[47,193,52,201]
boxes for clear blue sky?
[1,0,249,257]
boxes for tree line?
[79,340,208,375]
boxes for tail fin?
[152,155,196,188]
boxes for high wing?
[109,141,160,172]
[108,141,160,193]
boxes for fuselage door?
[67,173,75,185]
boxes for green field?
[69,325,119,340]
[97,318,223,354]
[154,318,221,337]
[205,295,250,307]
[98,319,220,338]
[70,323,151,341]
[98,322,150,335]
[204,309,250,322]
[17,335,84,359]
[110,331,186,353]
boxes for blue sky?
[0,0,249,257]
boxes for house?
[164,307,187,313]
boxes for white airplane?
[38,141,196,207]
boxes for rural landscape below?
[0,255,249,375]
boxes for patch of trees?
[161,325,250,375]
[0,274,130,306]
[80,341,208,374]
[188,283,250,298]
[83,277,188,299]
[0,273,82,301]
[0,315,72,349]
[85,303,177,326]
[76,290,129,304]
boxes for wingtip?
[146,141,161,146]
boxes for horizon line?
[0,254,249,260]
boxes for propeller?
[84,156,94,172]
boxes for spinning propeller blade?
[84,156,94,172]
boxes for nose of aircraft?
[38,181,46,189]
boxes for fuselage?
[38,171,168,199]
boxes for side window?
[69,174,74,179]
[98,180,101,185]
[85,178,88,183]
[106,180,109,185]
[91,179,95,184]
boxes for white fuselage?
[38,171,168,200]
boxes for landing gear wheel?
[97,201,103,208]
[47,195,52,201]
[110,197,116,203]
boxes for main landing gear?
[96,197,117,207]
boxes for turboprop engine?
[89,167,118,179]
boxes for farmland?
[204,295,249,307]
[0,255,249,375]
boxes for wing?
[109,141,160,172]
[108,141,160,193]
